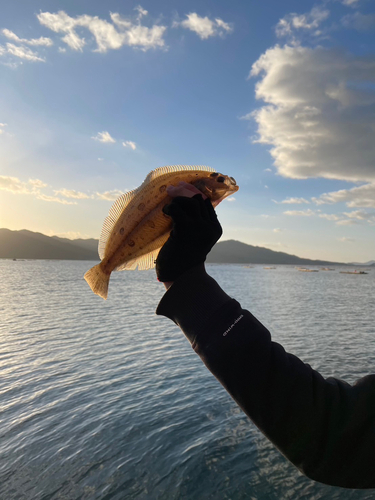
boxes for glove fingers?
[204,198,219,223]
[162,200,189,226]
[191,194,219,224]
[166,195,205,220]
[192,193,213,220]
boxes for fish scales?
[84,165,239,299]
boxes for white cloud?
[319,213,340,221]
[226,197,236,202]
[0,175,34,194]
[36,193,77,205]
[37,11,86,51]
[37,9,166,53]
[248,45,375,183]
[277,197,310,204]
[338,237,355,242]
[0,175,76,204]
[2,29,53,46]
[215,18,232,33]
[177,13,232,39]
[54,188,91,199]
[341,12,375,31]
[2,43,45,62]
[29,179,48,189]
[122,140,136,150]
[276,6,330,39]
[92,131,116,143]
[96,190,124,200]
[313,183,375,208]
[0,175,86,204]
[134,6,148,21]
[62,32,86,51]
[336,219,358,225]
[341,0,360,6]
[284,209,315,216]
[0,176,47,194]
[343,209,372,220]
[0,174,129,205]
[273,228,282,232]
[0,123,7,134]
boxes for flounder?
[84,165,239,299]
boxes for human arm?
[155,195,375,489]
[156,266,375,489]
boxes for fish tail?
[84,263,110,300]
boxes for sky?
[0,0,374,263]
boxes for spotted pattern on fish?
[84,165,239,299]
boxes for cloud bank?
[0,176,76,204]
[313,183,375,208]
[0,175,128,204]
[246,44,375,184]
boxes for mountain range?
[1,228,373,266]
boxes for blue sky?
[0,0,374,262]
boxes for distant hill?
[350,260,375,266]
[52,235,98,254]
[206,240,344,266]
[0,229,99,260]
[1,229,370,266]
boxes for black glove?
[156,194,222,282]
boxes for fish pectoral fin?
[115,233,170,272]
[84,264,110,300]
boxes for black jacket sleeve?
[156,265,375,489]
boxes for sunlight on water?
[0,260,374,499]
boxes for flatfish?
[84,165,239,299]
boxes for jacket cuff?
[156,264,232,344]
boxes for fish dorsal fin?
[143,164,215,185]
[98,189,139,259]
[98,165,215,259]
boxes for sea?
[1,260,374,500]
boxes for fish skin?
[84,166,239,299]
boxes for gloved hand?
[156,187,222,283]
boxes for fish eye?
[217,176,225,183]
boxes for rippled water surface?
[1,260,375,499]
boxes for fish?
[84,165,239,299]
